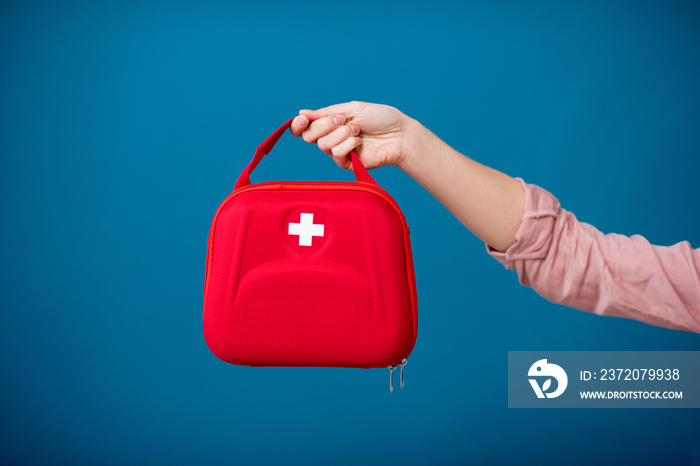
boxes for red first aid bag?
[203,118,418,389]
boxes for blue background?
[2,1,699,464]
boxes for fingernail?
[355,137,362,145]
[296,115,306,126]
[350,124,360,135]
[333,115,345,125]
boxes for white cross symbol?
[288,213,325,246]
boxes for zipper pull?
[387,365,397,393]
[400,358,408,389]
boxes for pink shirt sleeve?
[487,179,700,333]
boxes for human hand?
[290,101,411,170]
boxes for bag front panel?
[204,184,416,368]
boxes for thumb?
[289,114,308,137]
[299,101,361,121]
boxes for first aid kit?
[203,118,418,392]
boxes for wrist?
[396,116,424,172]
[397,116,447,176]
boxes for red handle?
[234,117,378,190]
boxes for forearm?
[397,117,524,252]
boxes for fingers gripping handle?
[234,117,378,189]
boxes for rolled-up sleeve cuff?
[486,178,561,270]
